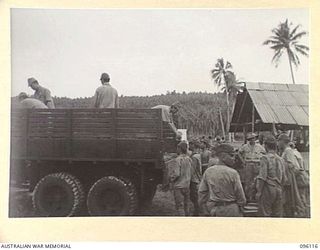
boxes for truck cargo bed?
[11,108,177,162]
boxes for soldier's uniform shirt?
[201,149,211,172]
[20,98,48,109]
[198,165,246,216]
[239,143,266,163]
[281,147,306,217]
[168,154,192,216]
[238,143,266,199]
[190,153,202,184]
[293,149,305,170]
[190,152,202,215]
[151,105,173,123]
[282,147,301,186]
[169,154,192,189]
[291,148,309,216]
[208,157,219,168]
[33,86,55,108]
[258,153,286,187]
[257,152,286,217]
[93,84,119,108]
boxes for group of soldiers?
[166,132,309,217]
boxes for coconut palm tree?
[211,58,243,141]
[263,19,309,84]
[219,72,244,101]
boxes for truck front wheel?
[32,172,85,217]
[87,176,138,216]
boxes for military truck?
[10,108,178,216]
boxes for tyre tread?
[32,172,84,217]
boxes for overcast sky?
[11,8,309,98]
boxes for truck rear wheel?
[87,176,138,216]
[32,172,84,217]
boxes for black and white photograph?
[9,8,310,218]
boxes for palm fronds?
[263,19,309,84]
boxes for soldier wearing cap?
[168,141,192,216]
[198,143,246,217]
[278,133,305,217]
[18,92,48,109]
[92,73,119,108]
[238,132,266,201]
[152,102,182,137]
[188,139,202,216]
[256,136,286,217]
[28,77,55,108]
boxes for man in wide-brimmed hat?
[198,143,246,217]
[28,77,55,108]
[238,132,266,201]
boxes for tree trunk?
[287,50,296,84]
[226,92,230,142]
[219,108,226,139]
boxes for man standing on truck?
[28,77,55,108]
[151,102,181,136]
[18,92,48,109]
[238,133,266,201]
[92,73,119,108]
[255,136,286,217]
[189,139,202,216]
[198,143,246,217]
[168,141,192,216]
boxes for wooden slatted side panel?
[162,122,178,153]
[71,109,113,158]
[11,109,28,137]
[28,109,69,138]
[116,109,160,140]
[72,109,113,138]
[26,109,69,157]
[11,109,28,158]
[116,140,161,159]
[12,108,176,160]
[70,109,162,158]
[162,122,176,139]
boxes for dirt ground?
[9,185,309,218]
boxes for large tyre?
[32,172,85,217]
[87,176,138,216]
